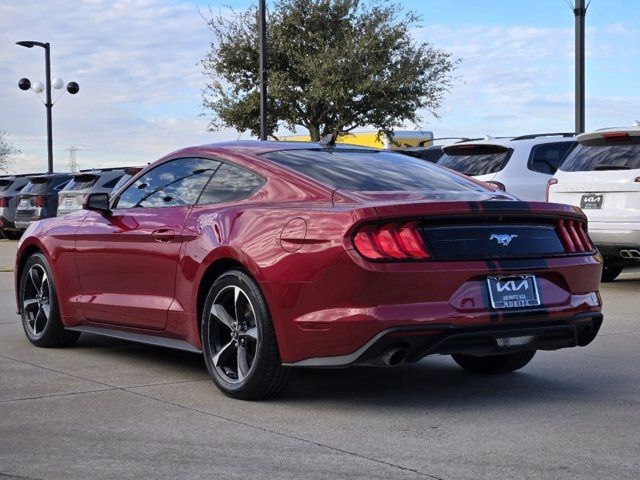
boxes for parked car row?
[402,122,638,281]
[0,167,142,239]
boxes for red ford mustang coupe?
[15,141,603,399]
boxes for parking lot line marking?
[561,350,640,365]
[597,329,640,337]
[0,387,115,404]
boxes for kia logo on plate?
[496,278,529,292]
[489,234,518,246]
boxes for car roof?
[181,140,377,157]
[448,133,576,151]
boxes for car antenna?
[319,133,336,147]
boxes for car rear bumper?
[14,220,35,230]
[264,250,603,364]
[589,221,640,249]
[284,311,603,367]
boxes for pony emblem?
[490,234,518,246]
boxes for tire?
[601,259,624,283]
[201,269,293,400]
[452,350,536,374]
[2,230,23,240]
[19,252,80,348]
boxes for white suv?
[548,124,640,281]
[437,133,576,201]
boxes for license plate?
[65,198,73,206]
[487,275,541,309]
[580,193,603,210]
[19,199,29,207]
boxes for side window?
[116,158,219,209]
[528,142,576,175]
[197,163,264,205]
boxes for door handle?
[151,228,176,242]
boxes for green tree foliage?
[0,131,18,172]
[201,0,457,141]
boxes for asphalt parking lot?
[0,240,638,480]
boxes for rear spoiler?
[372,200,587,222]
[71,173,99,182]
[27,176,52,184]
[442,144,510,156]
[577,129,640,145]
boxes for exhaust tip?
[381,347,408,366]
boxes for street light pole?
[574,0,587,134]
[43,42,54,173]
[16,41,79,174]
[258,0,268,141]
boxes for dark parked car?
[0,174,38,239]
[58,168,131,216]
[16,141,603,400]
[14,173,71,230]
[396,145,445,163]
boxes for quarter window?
[116,158,219,209]
[197,163,263,205]
[528,142,576,174]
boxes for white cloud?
[1,1,638,175]
[0,0,233,174]
[415,22,640,138]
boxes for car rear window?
[261,149,486,192]
[64,174,99,191]
[560,140,640,172]
[437,145,512,176]
[22,178,50,194]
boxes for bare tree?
[0,131,19,173]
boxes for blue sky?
[1,0,638,173]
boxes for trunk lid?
[550,128,640,222]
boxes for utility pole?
[574,0,587,134]
[258,0,268,140]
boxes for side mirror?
[83,193,111,215]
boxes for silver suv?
[14,174,72,231]
[57,168,130,216]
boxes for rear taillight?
[546,178,558,202]
[34,196,46,208]
[353,222,430,261]
[556,219,593,253]
[635,177,640,183]
[0,197,10,208]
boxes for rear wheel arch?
[196,258,251,332]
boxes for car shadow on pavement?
[72,333,208,373]
[68,334,622,409]
[279,360,610,409]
